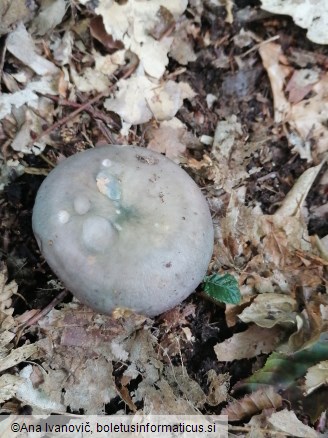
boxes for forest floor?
[0,0,328,436]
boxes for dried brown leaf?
[104,75,153,124]
[148,6,175,40]
[90,15,124,52]
[97,0,187,78]
[136,378,199,415]
[0,263,17,316]
[170,20,197,65]
[16,358,115,414]
[0,374,24,404]
[261,0,328,45]
[285,300,327,353]
[39,306,147,352]
[6,23,59,75]
[147,118,188,162]
[147,81,196,122]
[31,0,67,36]
[159,303,196,330]
[221,387,282,421]
[214,325,284,361]
[259,42,328,159]
[304,360,328,395]
[206,370,230,406]
[275,162,325,218]
[128,333,201,415]
[0,343,42,373]
[285,69,319,104]
[0,0,32,36]
[216,189,326,348]
[289,73,328,157]
[239,293,298,329]
[165,366,206,409]
[268,408,317,438]
[62,357,115,413]
[259,43,292,124]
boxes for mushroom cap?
[32,145,214,316]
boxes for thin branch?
[30,59,138,149]
[14,289,69,344]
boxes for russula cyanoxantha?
[32,145,214,316]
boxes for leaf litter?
[0,0,327,435]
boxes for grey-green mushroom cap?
[32,145,214,316]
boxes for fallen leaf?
[51,30,74,65]
[0,263,17,315]
[147,118,188,162]
[206,370,230,406]
[288,73,328,157]
[31,0,67,36]
[159,302,196,330]
[0,0,32,36]
[268,408,317,438]
[240,338,328,392]
[16,364,71,412]
[211,117,264,190]
[61,357,116,413]
[239,293,297,329]
[275,162,325,218]
[170,20,197,65]
[90,15,124,52]
[6,23,59,75]
[259,43,292,124]
[0,343,42,373]
[261,0,328,45]
[105,75,195,126]
[304,360,328,395]
[259,42,328,159]
[130,334,201,415]
[146,80,195,121]
[285,300,327,353]
[212,115,243,160]
[97,0,187,78]
[221,387,282,421]
[165,366,206,409]
[136,378,199,415]
[0,76,58,122]
[214,325,284,362]
[148,6,175,40]
[104,74,153,124]
[0,374,24,404]
[70,63,111,93]
[11,103,55,155]
[286,69,319,104]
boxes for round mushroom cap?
[32,145,214,316]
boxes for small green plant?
[203,273,241,305]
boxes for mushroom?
[32,145,214,316]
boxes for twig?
[43,93,120,129]
[31,90,108,146]
[39,152,56,168]
[30,59,138,149]
[24,167,49,175]
[14,289,69,343]
[240,34,280,58]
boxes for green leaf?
[203,273,241,305]
[238,339,328,392]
